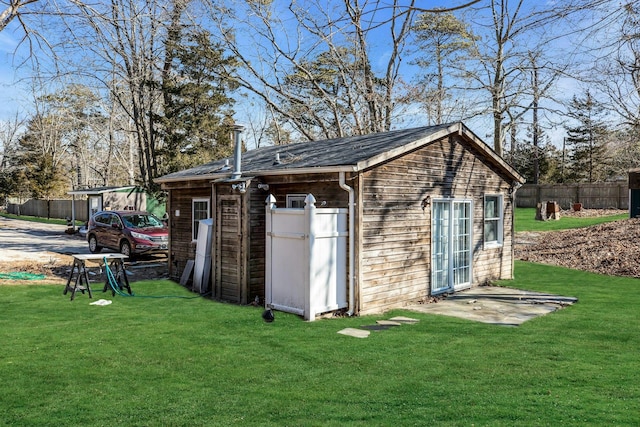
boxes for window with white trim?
[286,194,307,209]
[192,198,210,241]
[484,194,503,247]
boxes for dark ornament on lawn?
[262,308,274,323]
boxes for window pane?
[485,196,498,218]
[194,202,208,220]
[286,194,306,208]
[193,200,210,240]
[485,220,498,242]
[484,195,502,244]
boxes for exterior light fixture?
[231,182,247,193]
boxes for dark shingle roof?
[156,123,523,183]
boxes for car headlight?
[130,231,151,240]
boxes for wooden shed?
[155,122,525,316]
[66,186,164,225]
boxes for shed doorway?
[431,200,472,294]
[89,196,102,216]
[215,195,242,303]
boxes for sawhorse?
[102,256,132,296]
[64,254,131,300]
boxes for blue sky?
[0,29,24,121]
[0,0,618,152]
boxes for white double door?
[431,199,472,294]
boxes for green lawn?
[515,207,628,232]
[0,212,84,227]
[1,207,637,425]
[1,263,640,426]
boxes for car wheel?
[120,240,132,258]
[88,235,102,253]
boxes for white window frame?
[192,198,211,241]
[286,194,307,209]
[483,194,504,248]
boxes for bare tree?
[595,3,640,127]
[205,0,424,142]
[460,0,599,156]
[52,0,192,190]
[583,2,640,178]
[0,113,24,167]
[0,0,39,33]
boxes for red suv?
[87,211,168,257]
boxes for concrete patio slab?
[407,286,577,326]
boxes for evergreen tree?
[411,10,476,125]
[509,128,563,184]
[157,29,238,175]
[278,47,379,140]
[14,114,69,208]
[564,90,610,183]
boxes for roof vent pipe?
[231,124,244,180]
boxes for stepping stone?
[376,320,402,326]
[389,316,419,324]
[360,324,394,331]
[338,328,370,338]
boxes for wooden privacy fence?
[265,193,348,321]
[6,191,154,221]
[7,199,89,221]
[516,182,629,210]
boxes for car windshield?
[122,214,164,229]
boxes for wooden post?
[547,201,561,220]
[535,201,548,221]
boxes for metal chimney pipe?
[231,124,244,180]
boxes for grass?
[0,208,636,425]
[515,207,628,232]
[0,212,84,227]
[1,266,640,426]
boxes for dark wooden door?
[216,196,242,302]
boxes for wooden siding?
[216,195,242,302]
[357,135,514,315]
[258,175,349,208]
[247,182,267,303]
[164,183,212,282]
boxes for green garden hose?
[0,272,46,280]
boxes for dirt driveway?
[0,216,89,261]
[0,216,168,285]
